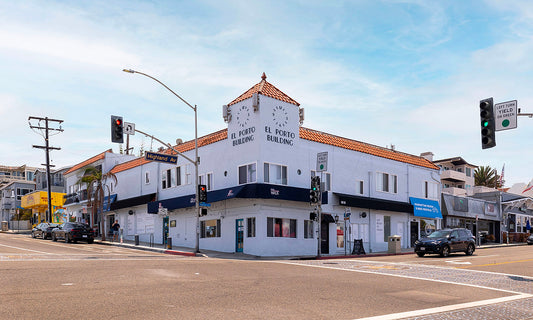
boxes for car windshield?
[427,230,451,238]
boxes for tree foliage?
[474,165,503,188]
[77,166,117,241]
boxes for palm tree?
[77,166,117,241]
[474,165,503,188]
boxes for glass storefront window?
[336,224,344,248]
[420,219,436,237]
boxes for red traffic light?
[115,119,122,126]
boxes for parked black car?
[31,222,59,240]
[527,234,533,245]
[51,222,94,244]
[414,228,476,257]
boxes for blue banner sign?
[145,151,178,164]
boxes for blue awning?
[103,194,117,212]
[409,197,442,219]
[147,183,314,213]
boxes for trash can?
[388,235,401,254]
[1,221,8,231]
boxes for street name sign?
[494,100,517,131]
[145,151,178,164]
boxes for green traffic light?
[482,121,489,127]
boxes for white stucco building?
[69,74,442,257]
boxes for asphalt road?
[1,233,532,320]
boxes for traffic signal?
[198,184,207,202]
[480,98,496,149]
[201,208,208,216]
[310,176,321,204]
[310,212,317,221]
[111,115,124,143]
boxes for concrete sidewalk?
[94,236,529,260]
[2,229,528,260]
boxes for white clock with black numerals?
[235,105,251,128]
[272,105,289,128]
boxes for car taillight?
[71,229,81,232]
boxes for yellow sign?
[21,191,65,209]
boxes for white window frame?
[376,172,397,194]
[145,171,150,185]
[238,163,257,185]
[264,162,288,185]
[356,179,364,195]
[425,181,439,199]
[162,168,174,189]
[206,172,213,190]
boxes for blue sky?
[1,0,532,187]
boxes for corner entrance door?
[235,219,244,252]
[163,216,169,245]
[410,221,419,247]
[321,221,329,254]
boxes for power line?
[28,116,64,223]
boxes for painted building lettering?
[264,126,295,146]
[231,126,255,146]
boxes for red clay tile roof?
[64,149,113,175]
[111,129,228,174]
[227,73,300,107]
[300,127,439,170]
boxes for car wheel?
[31,232,36,238]
[465,244,475,256]
[440,245,450,257]
[416,252,425,257]
[42,232,47,240]
[65,234,70,243]
[87,239,94,244]
[52,233,57,242]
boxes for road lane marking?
[354,293,533,320]
[455,258,533,269]
[0,243,53,254]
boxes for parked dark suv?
[51,222,94,244]
[414,228,476,257]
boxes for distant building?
[0,180,36,228]
[0,165,38,187]
[421,153,477,196]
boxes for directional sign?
[145,151,177,164]
[124,122,135,135]
[316,152,328,172]
[494,100,517,131]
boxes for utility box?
[1,221,8,231]
[388,235,401,254]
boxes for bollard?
[167,237,172,250]
[134,234,139,246]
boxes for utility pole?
[29,116,64,223]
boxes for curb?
[94,240,199,257]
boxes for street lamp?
[122,68,201,253]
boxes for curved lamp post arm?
[122,69,196,112]
[123,68,201,253]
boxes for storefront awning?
[336,193,412,213]
[147,183,316,213]
[110,193,156,211]
[409,197,442,219]
[103,194,117,212]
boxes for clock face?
[272,105,289,128]
[235,105,251,128]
